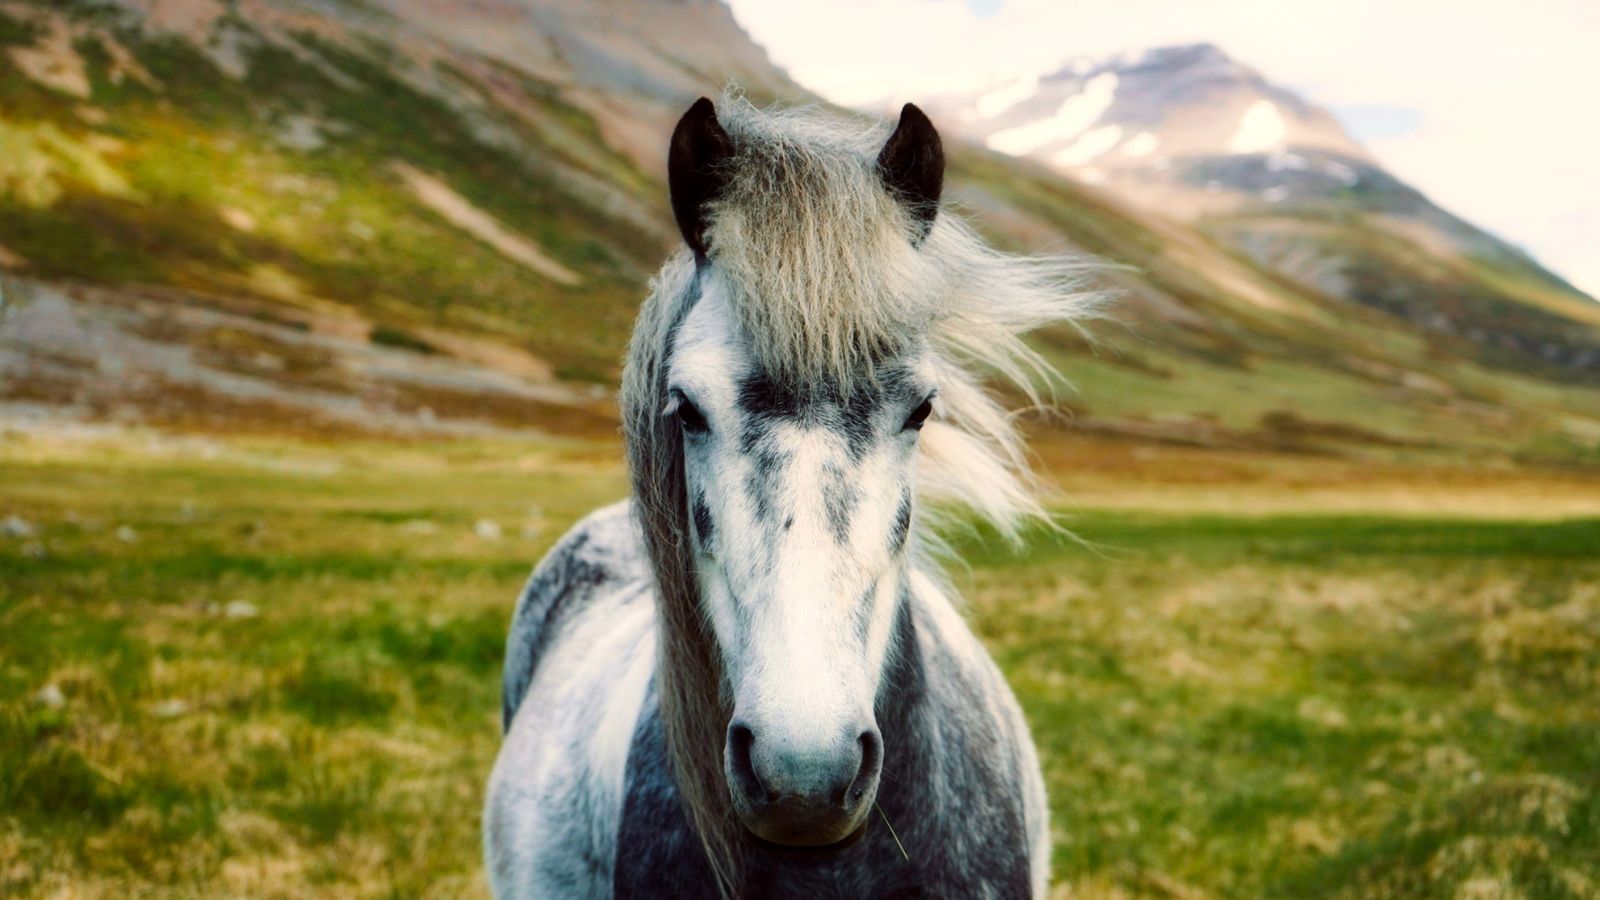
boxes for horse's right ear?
[877,103,944,243]
[668,97,734,259]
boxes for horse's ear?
[668,97,734,259]
[877,102,944,241]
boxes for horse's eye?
[676,397,710,434]
[904,396,934,432]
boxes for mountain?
[937,44,1368,200]
[2,4,1599,463]
[932,43,1600,378]
[0,0,794,381]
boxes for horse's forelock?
[703,96,943,387]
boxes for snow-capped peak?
[932,42,1371,217]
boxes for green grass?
[0,434,625,896]
[963,513,1600,898]
[2,433,1597,897]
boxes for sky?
[725,0,1600,299]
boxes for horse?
[484,93,1095,898]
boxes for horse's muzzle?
[724,720,883,846]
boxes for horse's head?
[655,98,946,848]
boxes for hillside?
[2,2,1599,465]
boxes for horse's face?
[667,282,934,847]
[658,96,947,848]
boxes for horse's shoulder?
[501,500,648,731]
[486,501,655,897]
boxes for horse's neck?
[875,567,1007,810]
[878,582,926,725]
[875,569,942,788]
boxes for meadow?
[2,429,1598,898]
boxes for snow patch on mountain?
[1229,100,1287,154]
[986,72,1118,156]
[1056,125,1123,167]
[1122,131,1159,157]
[1267,151,1309,172]
[975,75,1038,119]
[1323,159,1360,186]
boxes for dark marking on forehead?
[735,365,925,459]
[739,421,767,455]
[746,469,774,523]
[838,388,877,460]
[752,445,787,479]
[889,489,913,553]
[740,443,790,527]
[692,493,714,549]
[736,373,804,421]
[822,462,858,545]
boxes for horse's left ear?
[669,97,735,259]
[877,102,944,242]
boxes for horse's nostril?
[729,722,755,758]
[843,728,883,810]
[726,722,771,801]
[858,729,882,774]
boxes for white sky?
[726,0,1600,300]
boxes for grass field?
[2,430,1598,898]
